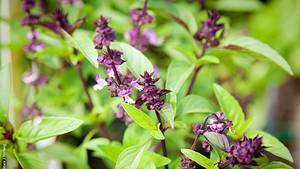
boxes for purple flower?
[192,123,205,135]
[202,140,212,152]
[21,15,40,25]
[194,10,224,49]
[22,62,48,85]
[130,9,155,26]
[180,156,196,169]
[222,135,264,167]
[136,72,171,110]
[93,16,116,49]
[97,49,124,66]
[93,74,108,91]
[21,0,35,11]
[115,104,132,125]
[26,30,39,39]
[206,112,232,134]
[24,41,45,53]
[53,9,72,33]
[124,28,161,51]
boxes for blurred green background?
[1,0,300,168]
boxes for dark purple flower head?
[206,112,232,134]
[192,123,205,135]
[130,9,154,27]
[21,15,40,26]
[180,156,196,169]
[225,135,263,166]
[21,0,35,11]
[97,49,124,66]
[115,104,132,125]
[194,10,224,49]
[53,9,72,32]
[136,72,170,110]
[93,16,116,49]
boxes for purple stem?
[106,46,122,85]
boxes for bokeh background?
[1,0,300,168]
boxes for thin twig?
[154,110,169,169]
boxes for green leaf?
[111,42,153,77]
[196,55,220,65]
[213,84,245,136]
[16,116,83,143]
[204,132,229,150]
[97,144,124,163]
[14,152,48,169]
[260,161,293,169]
[123,124,151,147]
[181,149,217,169]
[223,36,293,75]
[166,61,195,93]
[83,138,110,150]
[62,30,98,68]
[213,0,263,12]
[0,64,11,121]
[144,161,156,169]
[122,103,164,140]
[115,144,146,169]
[248,131,294,163]
[177,95,216,116]
[160,104,175,128]
[145,151,171,167]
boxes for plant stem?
[106,46,122,85]
[154,110,169,169]
[191,134,200,150]
[143,0,148,13]
[75,63,94,111]
[185,49,206,95]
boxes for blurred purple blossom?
[129,9,154,27]
[93,16,116,49]
[22,62,48,86]
[115,104,132,125]
[21,0,35,11]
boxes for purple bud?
[21,15,40,26]
[93,16,116,49]
[24,41,45,53]
[129,9,154,26]
[97,49,124,66]
[21,0,35,11]
[192,123,205,135]
[180,156,196,169]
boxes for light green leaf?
[213,0,263,12]
[204,132,229,150]
[15,152,48,169]
[223,36,293,75]
[213,84,245,137]
[123,124,151,147]
[196,55,220,65]
[97,144,124,163]
[161,104,175,128]
[111,42,153,77]
[181,149,217,169]
[144,161,156,169]
[145,151,171,167]
[260,161,293,169]
[122,103,157,130]
[16,116,83,143]
[248,131,294,163]
[115,145,146,169]
[166,61,195,93]
[0,64,11,122]
[122,103,164,140]
[83,138,110,150]
[62,30,98,68]
[177,95,216,116]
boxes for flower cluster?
[136,72,170,110]
[180,156,196,169]
[194,10,224,50]
[21,0,45,53]
[219,135,264,168]
[93,16,116,49]
[192,112,232,152]
[125,4,161,51]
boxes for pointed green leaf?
[177,95,216,116]
[204,132,229,150]
[166,61,195,93]
[63,30,98,68]
[223,36,293,75]
[181,149,217,169]
[115,144,146,169]
[16,116,83,143]
[112,42,153,77]
[248,131,293,163]
[196,55,220,65]
[260,161,293,169]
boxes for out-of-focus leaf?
[166,60,195,93]
[213,84,245,137]
[177,95,216,116]
[97,144,123,163]
[0,64,11,122]
[181,149,217,169]
[83,138,110,150]
[16,116,83,143]
[145,151,171,168]
[122,103,164,140]
[260,161,293,169]
[223,36,293,75]
[63,30,99,68]
[14,152,48,169]
[112,42,153,77]
[115,144,146,169]
[144,161,156,169]
[248,131,294,163]
[160,104,175,128]
[213,0,263,12]
[204,132,229,150]
[196,55,220,65]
